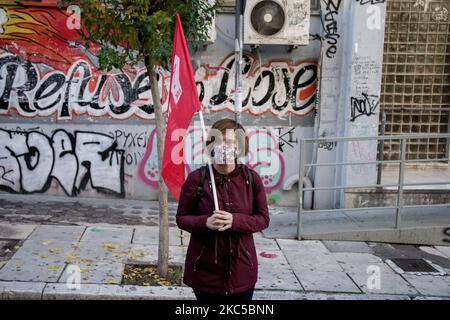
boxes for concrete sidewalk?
[0,222,449,300]
[0,194,449,299]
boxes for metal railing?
[297,133,450,240]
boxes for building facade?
[0,0,448,209]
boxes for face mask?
[212,143,237,164]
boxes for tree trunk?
[147,63,169,278]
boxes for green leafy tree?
[60,0,218,277]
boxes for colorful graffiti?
[0,4,317,120]
[0,124,301,201]
[195,55,318,116]
[0,3,311,204]
[0,5,98,72]
[137,129,159,190]
[0,54,165,119]
[0,128,125,196]
[138,126,286,194]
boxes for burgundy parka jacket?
[176,163,270,295]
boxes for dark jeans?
[193,287,254,303]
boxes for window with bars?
[380,0,450,160]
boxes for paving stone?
[402,274,450,297]
[0,223,36,240]
[59,261,125,285]
[11,240,77,262]
[295,271,361,293]
[0,258,65,282]
[419,246,449,258]
[132,226,184,246]
[412,296,450,300]
[71,241,131,264]
[277,239,330,253]
[435,246,450,259]
[346,265,418,295]
[323,241,373,254]
[253,290,411,300]
[256,269,302,291]
[370,243,423,259]
[127,244,186,266]
[0,281,46,299]
[256,250,302,291]
[253,232,280,251]
[28,225,85,242]
[0,197,180,226]
[43,283,195,300]
[15,210,32,215]
[284,250,344,272]
[81,226,133,243]
[332,252,384,274]
[258,249,287,267]
[0,240,77,283]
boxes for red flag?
[161,13,202,201]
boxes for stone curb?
[0,281,45,300]
[1,281,450,300]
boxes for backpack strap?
[197,164,253,196]
[245,165,253,186]
[196,165,207,197]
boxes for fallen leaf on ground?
[106,279,119,284]
[130,250,147,260]
[102,243,119,250]
[47,265,61,270]
[65,259,78,265]
[81,259,93,263]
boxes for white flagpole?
[198,109,219,211]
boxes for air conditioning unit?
[244,0,310,45]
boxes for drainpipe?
[305,4,324,208]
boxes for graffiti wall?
[0,51,317,120]
[0,126,125,196]
[0,3,320,205]
[0,5,317,120]
[195,55,317,116]
[0,123,309,204]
